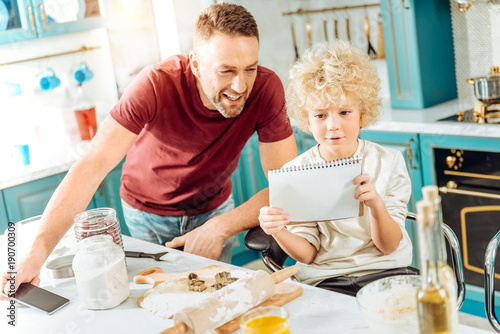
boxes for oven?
[435,148,500,290]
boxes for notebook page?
[269,156,361,222]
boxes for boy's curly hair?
[287,41,382,133]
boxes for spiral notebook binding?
[269,155,360,174]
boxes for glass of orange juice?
[240,306,290,334]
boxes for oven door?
[440,185,500,289]
[435,148,500,290]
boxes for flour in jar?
[75,257,130,310]
[141,270,250,319]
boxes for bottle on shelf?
[73,83,97,141]
[416,198,458,334]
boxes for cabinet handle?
[401,0,410,10]
[456,1,472,12]
[407,138,417,170]
[25,5,35,35]
[38,3,48,33]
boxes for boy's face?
[307,98,361,161]
[189,33,259,118]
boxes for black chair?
[245,212,465,308]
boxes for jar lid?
[44,255,75,278]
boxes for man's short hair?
[194,3,259,48]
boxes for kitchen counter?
[0,231,494,333]
[2,98,500,191]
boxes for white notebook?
[269,156,362,222]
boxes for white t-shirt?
[286,139,413,286]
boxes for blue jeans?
[121,195,236,263]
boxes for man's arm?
[1,116,138,295]
[166,134,298,260]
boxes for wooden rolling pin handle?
[159,321,187,334]
[271,265,298,284]
[134,267,163,285]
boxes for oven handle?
[439,186,500,200]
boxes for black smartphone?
[2,283,70,315]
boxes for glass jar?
[72,235,130,310]
[74,208,123,249]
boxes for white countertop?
[2,98,500,191]
[0,228,494,334]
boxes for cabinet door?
[380,0,456,108]
[359,130,423,267]
[0,0,106,45]
[93,161,129,236]
[0,191,9,233]
[0,0,38,45]
[3,172,96,224]
[31,0,106,39]
[4,172,64,222]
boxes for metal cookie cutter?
[44,255,75,279]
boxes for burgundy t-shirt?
[110,55,293,216]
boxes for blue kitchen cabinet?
[92,160,129,236]
[359,130,423,268]
[0,0,107,45]
[380,0,456,108]
[0,191,9,233]
[2,171,96,223]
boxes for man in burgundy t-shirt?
[111,54,292,217]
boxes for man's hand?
[165,219,227,260]
[1,256,42,300]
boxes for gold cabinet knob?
[446,156,456,169]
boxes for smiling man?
[1,3,298,297]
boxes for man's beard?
[210,92,246,118]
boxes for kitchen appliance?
[435,147,500,290]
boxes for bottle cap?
[421,185,439,201]
[417,199,435,227]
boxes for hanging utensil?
[334,19,339,40]
[346,18,351,42]
[364,15,377,59]
[305,20,312,46]
[376,13,385,59]
[291,22,299,60]
[323,20,328,42]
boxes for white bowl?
[356,275,421,334]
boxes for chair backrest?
[484,231,500,332]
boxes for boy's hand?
[259,206,289,235]
[353,173,384,209]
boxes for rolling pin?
[160,265,298,334]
